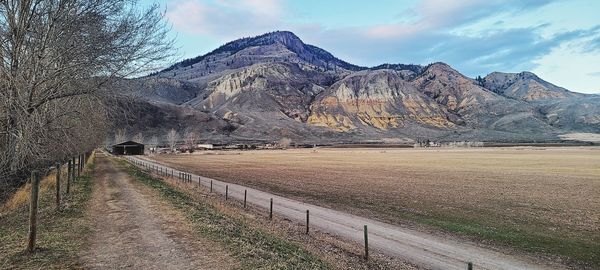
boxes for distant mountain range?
[118,31,600,143]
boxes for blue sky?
[143,0,600,94]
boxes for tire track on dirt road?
[81,154,236,269]
[130,156,566,270]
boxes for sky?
[142,0,600,94]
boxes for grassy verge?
[0,159,95,269]
[118,159,330,270]
[381,205,599,268]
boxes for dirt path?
[80,154,235,269]
[132,156,566,270]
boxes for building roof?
[113,141,144,146]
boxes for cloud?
[301,26,582,76]
[588,71,600,77]
[166,0,599,85]
[583,34,600,52]
[166,0,285,38]
[365,0,552,39]
[294,1,597,77]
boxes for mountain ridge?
[121,31,599,143]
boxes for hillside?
[116,31,600,143]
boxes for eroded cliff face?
[190,62,328,125]
[309,69,455,132]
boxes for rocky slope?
[116,31,599,143]
[482,71,585,101]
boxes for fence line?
[26,150,94,253]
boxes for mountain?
[153,31,362,84]
[116,31,600,143]
[482,71,585,101]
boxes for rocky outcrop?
[309,69,455,131]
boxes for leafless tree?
[166,129,179,152]
[0,0,174,194]
[277,138,292,149]
[148,135,159,148]
[114,129,127,145]
[132,132,144,144]
[183,130,198,152]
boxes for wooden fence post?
[468,262,473,270]
[198,176,201,187]
[210,180,213,193]
[225,185,228,200]
[244,190,247,208]
[55,163,61,209]
[73,157,77,181]
[27,171,41,252]
[269,198,273,220]
[306,210,310,234]
[66,160,72,194]
[364,225,369,260]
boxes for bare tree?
[0,0,174,193]
[114,129,127,144]
[166,129,179,152]
[132,132,144,144]
[148,135,159,147]
[277,138,292,149]
[183,130,198,153]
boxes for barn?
[112,141,145,155]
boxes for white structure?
[197,144,214,149]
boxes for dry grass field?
[150,147,600,267]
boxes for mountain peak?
[423,62,462,77]
[158,30,364,76]
[483,70,582,101]
[263,30,301,42]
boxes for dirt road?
[81,154,235,269]
[131,156,565,270]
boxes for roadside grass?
[118,159,331,270]
[382,205,600,269]
[0,159,95,269]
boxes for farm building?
[112,141,145,155]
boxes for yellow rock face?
[307,113,356,131]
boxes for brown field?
[150,147,600,267]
